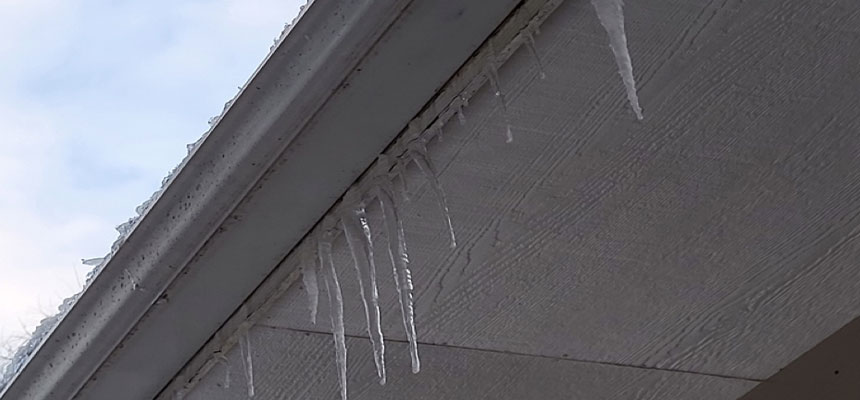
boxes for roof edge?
[0,0,413,398]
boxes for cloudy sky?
[0,0,304,360]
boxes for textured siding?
[184,0,860,398]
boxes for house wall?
[183,0,860,398]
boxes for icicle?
[319,231,348,400]
[524,32,547,79]
[456,104,467,126]
[408,145,456,248]
[240,333,255,397]
[395,159,411,202]
[341,197,387,385]
[485,63,514,143]
[215,353,231,389]
[590,0,644,120]
[485,63,503,97]
[375,183,420,373]
[301,243,320,324]
[455,95,470,126]
[394,171,410,202]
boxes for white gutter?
[0,0,525,399]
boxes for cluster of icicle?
[482,0,642,146]
[1,0,643,394]
[300,140,456,400]
[230,3,642,399]
[295,3,642,398]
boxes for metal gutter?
[157,0,562,396]
[0,0,526,399]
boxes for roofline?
[0,0,530,398]
[0,0,412,397]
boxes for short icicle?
[590,0,644,120]
[341,193,387,385]
[215,353,231,389]
[300,242,320,324]
[394,159,411,202]
[485,62,514,143]
[433,123,444,143]
[408,143,457,248]
[524,32,547,79]
[239,332,255,397]
[455,95,470,126]
[456,104,467,126]
[319,229,348,400]
[375,180,420,373]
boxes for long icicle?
[590,0,644,120]
[239,333,255,397]
[319,232,348,400]
[357,211,388,383]
[301,242,320,324]
[341,199,387,385]
[408,144,457,248]
[375,182,420,373]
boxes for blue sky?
[0,0,304,358]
